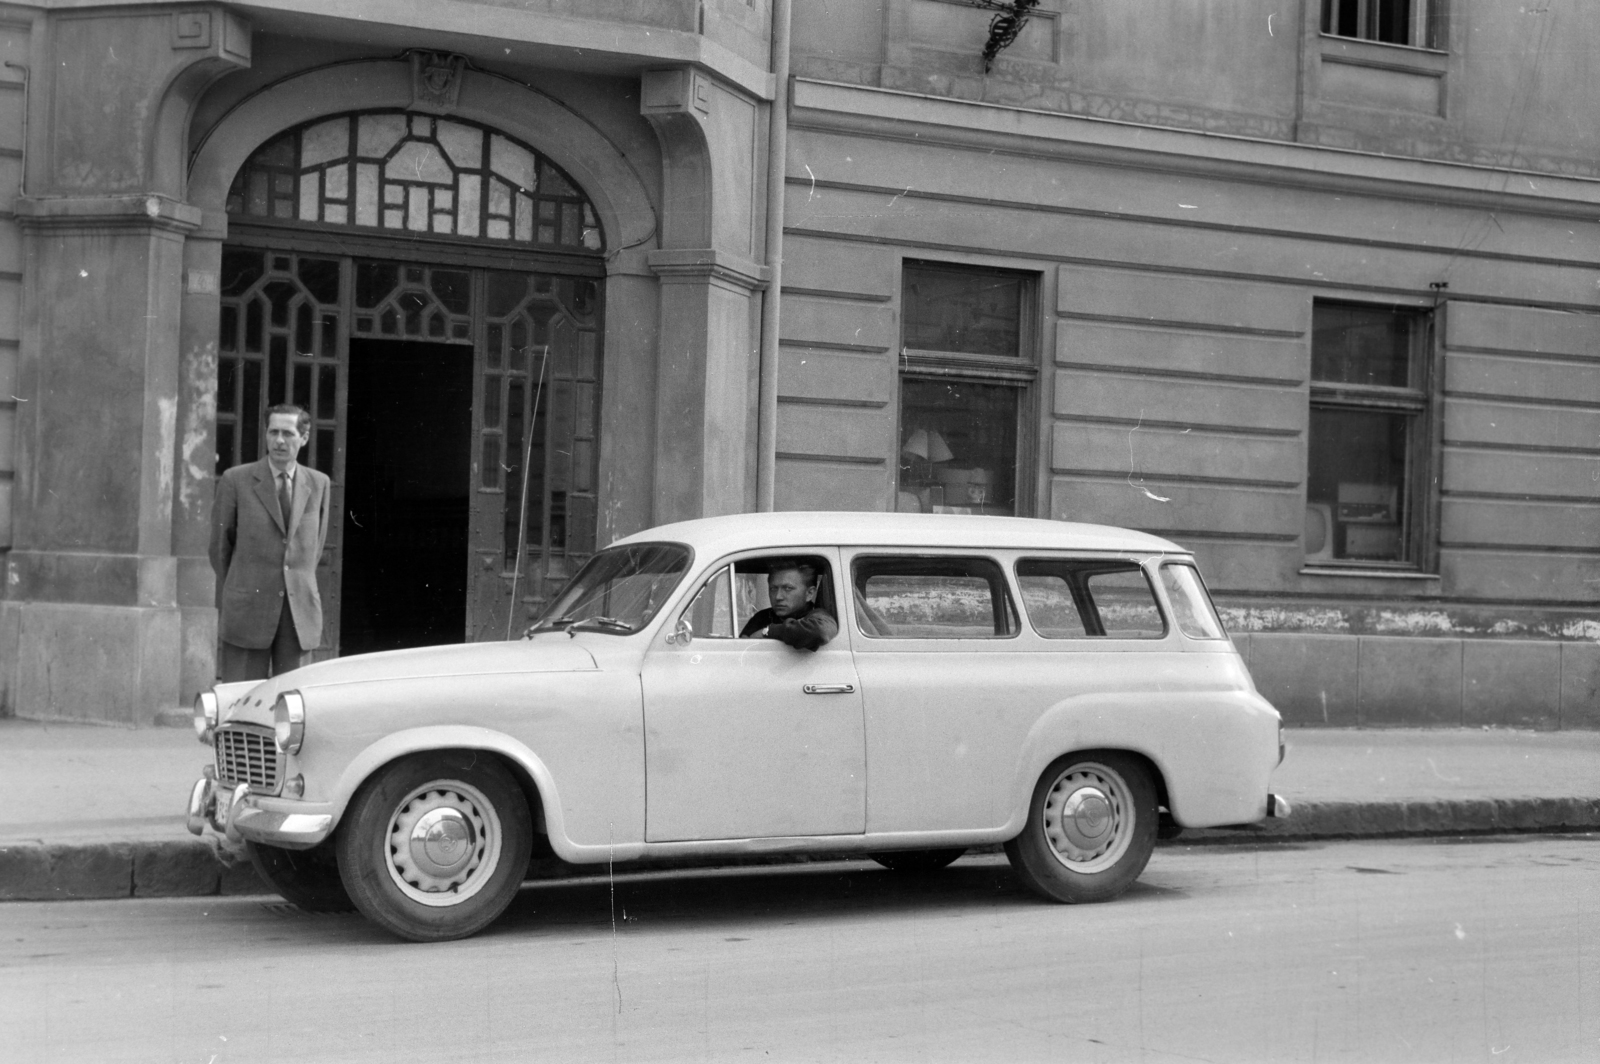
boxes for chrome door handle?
[803,683,855,695]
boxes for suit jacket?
[210,457,331,651]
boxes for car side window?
[1016,559,1167,639]
[677,554,840,641]
[1159,562,1227,639]
[851,556,1019,638]
[680,565,735,638]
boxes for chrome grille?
[214,725,283,794]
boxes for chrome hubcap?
[385,781,501,907]
[409,807,478,879]
[1041,764,1132,873]
[1059,786,1113,851]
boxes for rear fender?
[1012,692,1279,830]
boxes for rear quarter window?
[1159,562,1227,639]
[1015,558,1167,639]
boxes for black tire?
[246,840,354,912]
[1004,752,1157,904]
[336,751,532,942]
[870,848,966,873]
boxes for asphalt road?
[4,836,1597,1064]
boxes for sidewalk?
[2,718,1597,901]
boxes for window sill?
[1319,33,1448,59]
[1299,566,1439,581]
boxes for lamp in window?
[899,428,954,512]
[901,428,954,464]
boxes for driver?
[738,561,837,651]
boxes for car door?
[847,550,1036,835]
[639,548,865,842]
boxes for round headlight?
[273,691,306,755]
[194,691,218,746]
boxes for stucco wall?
[793,0,1600,179]
[774,80,1599,694]
[0,10,27,557]
[0,9,33,717]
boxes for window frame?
[1320,0,1444,51]
[1013,557,1171,641]
[674,551,842,642]
[896,259,1040,518]
[1157,561,1229,642]
[1305,299,1440,574]
[849,553,1022,641]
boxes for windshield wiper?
[565,616,635,636]
[529,614,580,633]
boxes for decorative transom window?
[227,111,605,252]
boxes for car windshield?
[529,542,692,635]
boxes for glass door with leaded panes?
[217,245,602,654]
[216,249,345,661]
[470,272,601,639]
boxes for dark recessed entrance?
[340,339,474,655]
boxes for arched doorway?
[216,110,605,654]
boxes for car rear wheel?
[337,751,532,942]
[246,839,354,912]
[870,848,966,873]
[1005,752,1157,904]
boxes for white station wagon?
[188,512,1288,941]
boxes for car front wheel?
[247,839,353,912]
[337,751,532,942]
[1005,752,1157,904]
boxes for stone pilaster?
[641,65,768,522]
[647,250,767,522]
[5,196,199,722]
[0,6,250,722]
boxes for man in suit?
[211,404,332,682]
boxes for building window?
[896,262,1036,516]
[1306,302,1433,567]
[227,111,604,253]
[1322,0,1440,49]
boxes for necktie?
[278,471,292,530]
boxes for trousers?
[219,600,308,682]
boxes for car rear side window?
[1159,562,1227,639]
[1016,558,1167,639]
[851,555,1019,638]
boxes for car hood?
[218,638,598,723]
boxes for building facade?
[0,0,1596,727]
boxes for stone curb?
[1175,797,1600,843]
[3,797,1597,902]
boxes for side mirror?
[667,617,693,646]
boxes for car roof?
[609,511,1188,558]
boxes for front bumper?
[187,772,334,850]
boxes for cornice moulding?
[790,79,1600,220]
[646,248,770,289]
[14,194,204,234]
[38,0,775,99]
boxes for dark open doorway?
[341,338,474,655]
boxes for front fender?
[1011,691,1281,830]
[328,726,647,865]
